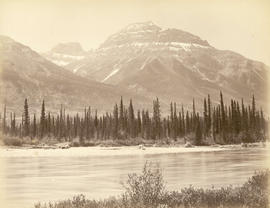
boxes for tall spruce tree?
[113,104,119,139]
[119,97,124,130]
[33,114,37,138]
[128,99,135,137]
[153,98,161,139]
[3,104,6,134]
[203,98,208,135]
[195,120,202,145]
[40,100,46,138]
[24,98,30,136]
[207,95,211,134]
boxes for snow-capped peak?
[100,21,210,49]
[122,21,161,32]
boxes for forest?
[0,92,268,145]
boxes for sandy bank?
[0,143,266,157]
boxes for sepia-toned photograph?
[0,0,269,208]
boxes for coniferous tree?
[195,120,202,145]
[170,102,174,138]
[1,94,267,145]
[141,110,145,138]
[203,98,208,135]
[33,114,37,138]
[207,95,211,135]
[40,100,46,138]
[153,98,161,140]
[220,91,227,142]
[24,98,30,136]
[192,98,196,130]
[145,110,150,140]
[137,110,141,137]
[128,99,135,137]
[186,111,190,133]
[251,95,256,130]
[173,102,177,139]
[3,104,6,134]
[113,104,119,139]
[119,97,124,130]
[181,105,185,135]
[10,112,16,136]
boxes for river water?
[0,146,268,208]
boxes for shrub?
[122,162,166,208]
[71,141,80,147]
[239,170,269,208]
[3,137,22,146]
[82,142,96,147]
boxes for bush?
[3,137,22,146]
[71,141,80,147]
[239,170,269,208]
[122,162,165,208]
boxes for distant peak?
[121,21,161,32]
[126,21,156,27]
[100,21,210,48]
[51,42,85,55]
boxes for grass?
[34,163,269,208]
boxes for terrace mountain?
[64,21,269,110]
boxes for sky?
[0,0,270,65]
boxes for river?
[0,146,268,208]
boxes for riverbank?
[0,142,267,158]
[1,133,268,148]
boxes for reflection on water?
[0,148,268,208]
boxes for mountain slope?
[0,36,150,114]
[67,21,269,110]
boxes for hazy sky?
[1,0,270,65]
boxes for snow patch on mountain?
[98,42,209,53]
[140,57,154,71]
[102,66,121,82]
[122,21,160,32]
[50,60,70,66]
[196,67,215,83]
[73,63,86,73]
[51,52,85,60]
[42,42,87,67]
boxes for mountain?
[42,42,88,67]
[66,21,269,110]
[0,36,150,114]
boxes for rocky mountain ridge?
[64,22,268,110]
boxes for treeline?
[0,92,268,145]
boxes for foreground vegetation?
[1,92,268,146]
[35,163,269,208]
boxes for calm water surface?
[0,147,268,208]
